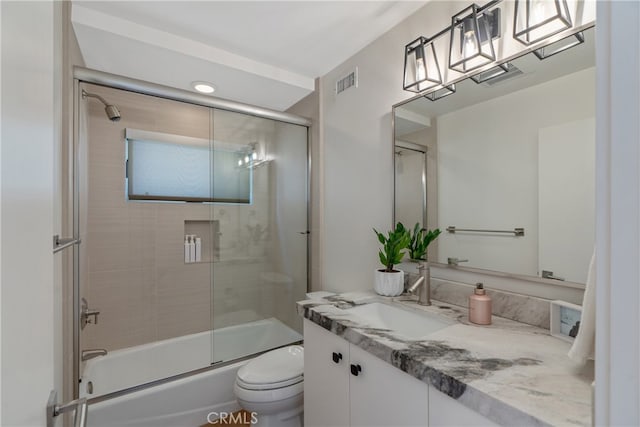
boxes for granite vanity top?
[297,292,592,426]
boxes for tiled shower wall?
[80,83,300,351]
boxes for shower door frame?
[71,67,312,400]
[392,140,428,229]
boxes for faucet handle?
[80,298,100,329]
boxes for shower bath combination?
[71,76,310,425]
[82,89,121,122]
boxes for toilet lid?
[237,345,303,390]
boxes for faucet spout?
[82,349,107,362]
[407,260,431,306]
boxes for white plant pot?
[373,269,404,296]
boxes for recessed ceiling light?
[192,81,216,94]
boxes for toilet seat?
[236,345,303,391]
[236,374,303,391]
[234,379,304,404]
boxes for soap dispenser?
[469,283,492,325]
[184,235,190,263]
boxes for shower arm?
[82,89,109,107]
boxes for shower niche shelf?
[184,220,220,264]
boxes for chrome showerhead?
[82,89,121,122]
[104,104,121,122]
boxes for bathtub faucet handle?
[85,309,100,325]
[81,297,100,329]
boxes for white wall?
[594,1,640,425]
[320,0,595,293]
[538,117,595,284]
[0,2,3,422]
[320,2,457,292]
[436,68,595,279]
[1,1,57,425]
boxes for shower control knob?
[332,352,342,363]
[350,364,362,376]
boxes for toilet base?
[236,392,303,427]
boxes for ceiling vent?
[481,64,524,86]
[336,67,358,94]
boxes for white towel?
[568,248,596,364]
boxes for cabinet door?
[428,385,498,426]
[304,320,350,427]
[349,344,429,426]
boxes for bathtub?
[85,317,302,427]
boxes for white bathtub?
[85,318,302,427]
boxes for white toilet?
[234,345,304,427]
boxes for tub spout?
[82,349,107,361]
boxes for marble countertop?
[297,292,593,426]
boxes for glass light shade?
[449,5,497,73]
[424,84,456,102]
[514,0,572,46]
[403,36,443,93]
[534,31,584,59]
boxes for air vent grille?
[336,68,358,94]
[482,64,524,86]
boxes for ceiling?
[72,1,427,111]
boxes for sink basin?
[345,302,452,340]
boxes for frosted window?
[127,139,251,203]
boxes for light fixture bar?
[533,31,584,60]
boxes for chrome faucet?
[447,257,469,266]
[81,349,107,361]
[407,260,431,306]
[81,297,100,330]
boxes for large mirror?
[393,28,595,285]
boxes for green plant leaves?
[373,222,411,272]
[408,223,441,260]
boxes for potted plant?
[373,222,410,296]
[408,223,441,261]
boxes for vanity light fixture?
[424,84,456,102]
[237,142,268,169]
[191,81,216,94]
[513,0,572,46]
[449,4,501,74]
[533,31,584,59]
[470,62,511,84]
[403,36,443,93]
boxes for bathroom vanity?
[299,293,592,426]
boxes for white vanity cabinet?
[304,319,428,427]
[304,319,350,426]
[304,319,499,427]
[428,385,498,426]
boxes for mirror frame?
[392,25,594,290]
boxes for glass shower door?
[78,83,216,398]
[210,109,307,364]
